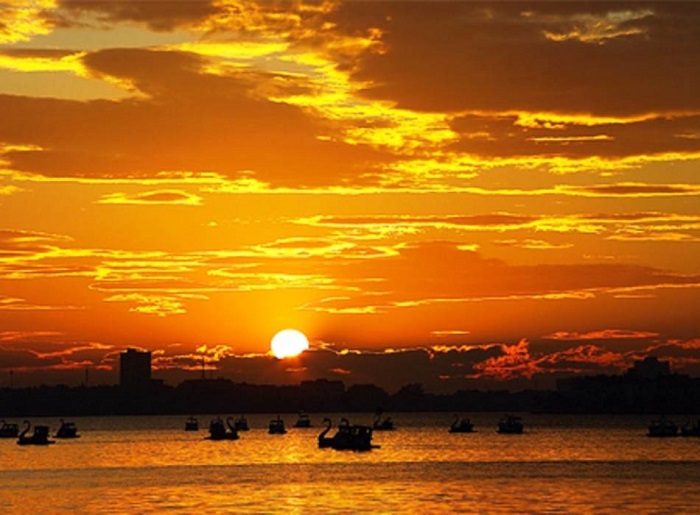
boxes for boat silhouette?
[184,416,199,431]
[17,421,56,446]
[55,419,80,438]
[681,418,700,437]
[373,410,395,431]
[497,414,524,434]
[234,415,250,431]
[206,416,239,440]
[449,414,475,433]
[293,412,312,428]
[0,420,19,438]
[647,416,678,437]
[268,415,287,434]
[318,417,378,451]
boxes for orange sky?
[0,1,698,391]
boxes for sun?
[270,329,309,359]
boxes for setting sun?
[270,329,310,359]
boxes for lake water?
[1,413,699,513]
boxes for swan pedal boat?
[269,416,287,434]
[234,416,250,431]
[647,417,679,437]
[681,419,700,437]
[318,418,379,451]
[55,419,80,439]
[0,420,19,438]
[17,422,56,445]
[373,411,395,431]
[206,417,239,440]
[497,414,524,434]
[293,413,312,428]
[184,416,199,431]
[449,415,475,433]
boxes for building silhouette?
[119,348,151,390]
[554,356,699,413]
[627,356,671,379]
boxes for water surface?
[1,413,698,513]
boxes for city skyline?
[4,352,696,418]
[1,1,699,390]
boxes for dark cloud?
[578,212,689,222]
[77,344,536,392]
[4,3,697,180]
[4,336,700,392]
[0,48,387,186]
[330,2,700,116]
[0,348,63,369]
[128,191,193,202]
[331,241,699,300]
[448,113,700,159]
[576,184,700,196]
[307,214,540,227]
[55,0,223,31]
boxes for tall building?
[120,348,152,389]
[628,356,671,379]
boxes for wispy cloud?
[0,295,83,311]
[97,190,203,206]
[543,329,661,341]
[0,185,22,196]
[541,9,653,44]
[102,292,208,317]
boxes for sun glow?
[270,329,309,359]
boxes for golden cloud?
[0,0,56,45]
[97,189,203,205]
[543,329,661,341]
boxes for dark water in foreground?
[1,413,699,513]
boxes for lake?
[1,413,699,512]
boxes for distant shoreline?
[2,372,699,417]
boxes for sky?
[0,0,699,392]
